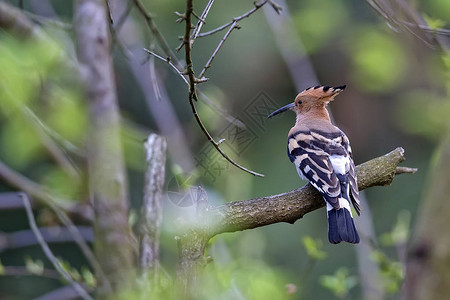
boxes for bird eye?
[296,100,303,105]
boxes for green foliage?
[348,28,408,93]
[423,0,450,22]
[302,236,327,260]
[41,167,82,201]
[293,0,349,53]
[380,210,411,246]
[423,15,446,30]
[0,259,4,275]
[121,124,147,171]
[397,89,450,140]
[319,267,358,299]
[45,87,87,144]
[0,36,58,113]
[24,256,44,276]
[0,34,86,173]
[199,260,291,300]
[81,266,97,288]
[370,250,404,293]
[0,115,45,169]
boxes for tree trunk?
[74,0,135,296]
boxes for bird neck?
[295,105,331,125]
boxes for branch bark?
[138,134,167,276]
[176,147,415,294]
[74,0,135,296]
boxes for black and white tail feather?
[288,128,361,244]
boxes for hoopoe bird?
[268,85,361,244]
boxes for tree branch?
[21,193,93,300]
[0,161,105,287]
[198,20,238,79]
[181,0,264,178]
[191,0,214,45]
[138,134,167,276]
[132,0,180,66]
[196,0,270,38]
[176,148,415,292]
[207,147,410,236]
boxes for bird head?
[267,85,346,118]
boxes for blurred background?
[0,0,448,299]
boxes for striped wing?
[288,129,360,215]
[342,134,360,214]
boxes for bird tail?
[327,202,360,244]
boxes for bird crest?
[294,85,346,105]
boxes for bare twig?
[132,0,180,66]
[144,48,189,85]
[0,159,110,292]
[197,0,269,38]
[149,49,163,102]
[364,0,448,49]
[113,0,132,33]
[191,0,214,45]
[23,106,84,157]
[181,0,264,177]
[21,193,93,300]
[2,266,60,280]
[396,166,418,174]
[0,226,93,252]
[22,107,80,178]
[138,134,167,275]
[34,285,94,300]
[143,48,245,127]
[198,20,238,80]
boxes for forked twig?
[0,159,111,293]
[143,48,246,128]
[181,0,264,177]
[197,0,269,38]
[191,0,214,44]
[132,0,180,66]
[198,20,238,79]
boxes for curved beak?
[267,102,296,119]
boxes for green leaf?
[302,236,327,260]
[370,250,404,293]
[0,259,4,275]
[24,256,44,275]
[380,210,411,246]
[349,27,408,93]
[81,266,97,288]
[320,267,358,298]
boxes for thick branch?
[206,147,409,236]
[176,148,414,296]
